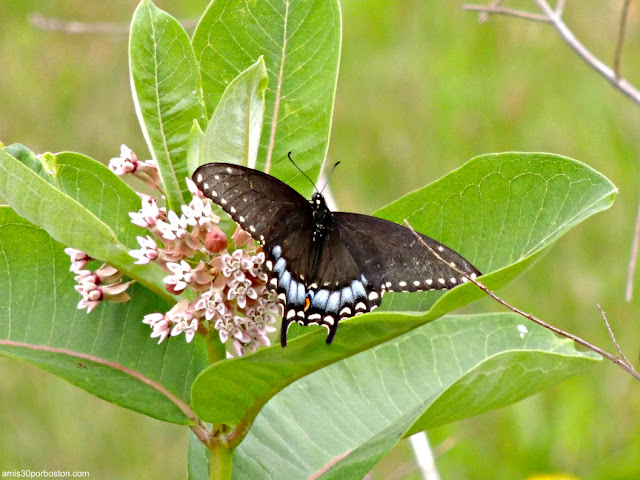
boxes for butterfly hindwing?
[267,223,382,346]
[271,211,481,345]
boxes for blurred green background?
[1,0,639,478]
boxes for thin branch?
[461,4,550,23]
[403,220,640,382]
[614,0,633,79]
[463,2,640,105]
[479,0,504,23]
[432,436,457,458]
[464,2,640,299]
[626,188,640,301]
[0,338,213,444]
[597,304,633,368]
[29,13,198,34]
[29,13,129,33]
[533,0,640,105]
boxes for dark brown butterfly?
[193,162,480,346]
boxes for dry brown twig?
[597,304,634,369]
[614,0,633,79]
[461,1,640,301]
[29,13,199,33]
[461,0,640,103]
[478,0,505,23]
[403,220,640,382]
[461,4,549,23]
[29,13,130,33]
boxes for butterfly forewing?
[333,212,481,292]
[193,163,310,240]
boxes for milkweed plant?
[0,1,616,479]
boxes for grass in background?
[1,1,639,478]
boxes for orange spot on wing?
[304,298,311,311]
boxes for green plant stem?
[206,330,227,364]
[209,444,234,480]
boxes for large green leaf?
[192,0,341,194]
[191,152,616,427]
[378,152,618,316]
[0,207,207,424]
[232,313,600,479]
[129,0,206,212]
[0,147,170,300]
[200,57,269,170]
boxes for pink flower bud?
[205,227,228,253]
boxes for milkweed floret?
[195,289,228,321]
[109,144,161,189]
[129,196,165,228]
[65,248,92,273]
[142,312,171,344]
[129,235,159,265]
[66,145,280,357]
[71,264,132,313]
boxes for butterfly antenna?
[287,152,318,190]
[320,161,341,194]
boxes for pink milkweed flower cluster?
[65,249,132,313]
[66,145,280,357]
[108,144,161,189]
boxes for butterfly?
[192,160,481,347]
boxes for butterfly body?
[193,162,481,347]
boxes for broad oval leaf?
[0,207,207,424]
[232,313,600,479]
[379,152,619,316]
[191,152,616,427]
[0,147,171,300]
[192,0,341,194]
[201,57,269,170]
[129,0,206,212]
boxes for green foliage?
[189,430,211,480]
[0,207,207,423]
[192,0,342,193]
[200,57,269,170]
[0,148,170,300]
[129,0,206,212]
[190,152,614,431]
[0,0,623,478]
[232,314,599,479]
[378,152,618,314]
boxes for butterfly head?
[311,191,325,206]
[311,191,330,214]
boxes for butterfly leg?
[280,314,292,347]
[325,320,339,345]
[280,308,302,347]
